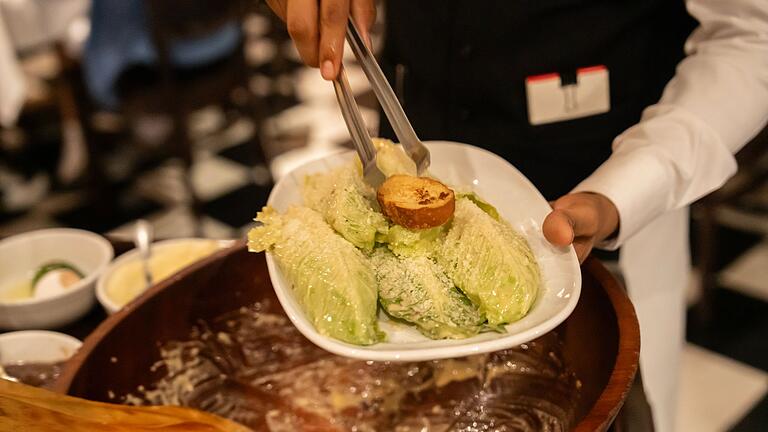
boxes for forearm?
[574,0,768,248]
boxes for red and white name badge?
[525,65,610,126]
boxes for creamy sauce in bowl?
[105,240,222,308]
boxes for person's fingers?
[544,196,599,247]
[542,209,575,247]
[551,196,601,238]
[543,207,594,262]
[265,0,288,21]
[286,0,320,67]
[319,0,350,80]
[543,192,618,261]
[350,0,376,48]
[556,192,619,242]
[573,238,594,263]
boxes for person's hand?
[265,0,376,80]
[542,192,620,263]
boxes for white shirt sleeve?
[0,12,25,127]
[572,0,768,249]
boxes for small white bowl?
[266,141,582,362]
[96,238,234,314]
[0,330,82,365]
[0,229,114,330]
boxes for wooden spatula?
[0,379,251,431]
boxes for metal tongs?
[333,19,430,187]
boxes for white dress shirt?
[573,1,768,431]
[575,0,768,245]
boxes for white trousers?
[620,207,690,432]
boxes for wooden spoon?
[0,379,251,431]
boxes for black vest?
[379,0,697,200]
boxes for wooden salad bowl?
[55,242,640,431]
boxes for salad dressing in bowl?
[106,241,221,307]
[96,239,232,313]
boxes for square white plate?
[265,141,581,361]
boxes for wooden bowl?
[55,243,639,431]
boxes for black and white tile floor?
[681,225,768,431]
[0,10,766,432]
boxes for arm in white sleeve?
[573,0,768,249]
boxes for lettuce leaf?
[438,198,540,327]
[457,191,500,221]
[248,206,384,345]
[372,248,484,339]
[372,138,417,177]
[302,163,388,251]
[382,225,446,258]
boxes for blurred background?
[0,0,385,240]
[0,0,766,430]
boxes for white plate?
[266,141,581,361]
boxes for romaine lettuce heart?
[303,164,388,251]
[383,225,446,258]
[372,248,484,339]
[248,206,384,345]
[438,198,541,328]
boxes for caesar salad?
[248,139,542,346]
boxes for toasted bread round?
[377,175,455,229]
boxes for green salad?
[248,140,541,345]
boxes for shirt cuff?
[572,149,671,250]
[572,105,737,251]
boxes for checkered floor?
[1,8,767,432]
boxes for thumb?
[543,194,603,245]
[543,209,575,247]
